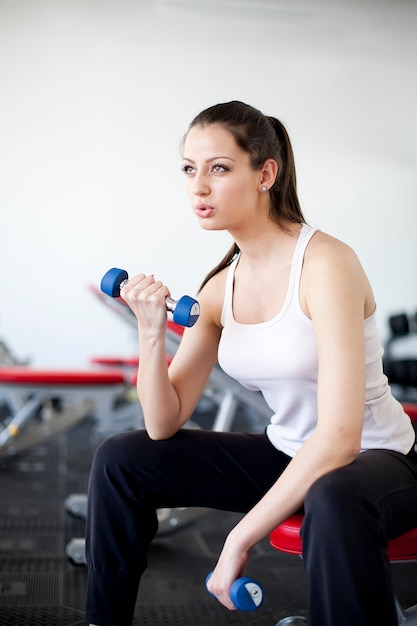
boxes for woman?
[86,100,417,626]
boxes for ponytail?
[266,116,303,225]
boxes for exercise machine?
[384,311,417,403]
[0,366,142,458]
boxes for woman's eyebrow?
[182,156,236,163]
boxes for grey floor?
[1,412,417,626]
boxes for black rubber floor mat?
[0,572,61,605]
[0,606,85,626]
[131,603,280,625]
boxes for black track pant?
[85,428,417,626]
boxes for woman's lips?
[195,203,215,218]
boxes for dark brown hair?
[184,101,305,291]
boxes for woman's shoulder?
[306,228,361,269]
[303,228,370,296]
[302,227,374,315]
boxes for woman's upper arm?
[303,238,374,455]
[167,275,224,424]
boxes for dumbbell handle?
[117,277,175,314]
[205,571,263,611]
[100,268,200,328]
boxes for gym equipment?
[384,310,417,403]
[390,313,411,338]
[205,571,263,611]
[0,367,142,457]
[269,402,417,626]
[275,619,308,625]
[384,359,417,390]
[388,312,417,339]
[65,505,211,566]
[100,268,200,328]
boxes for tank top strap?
[221,254,239,327]
[286,224,317,312]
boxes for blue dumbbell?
[205,571,263,611]
[100,267,200,328]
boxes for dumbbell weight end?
[100,268,129,298]
[205,571,263,611]
[169,295,200,328]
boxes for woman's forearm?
[136,330,182,440]
[226,431,359,551]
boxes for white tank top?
[218,224,414,457]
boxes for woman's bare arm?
[121,271,223,440]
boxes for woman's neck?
[233,221,303,265]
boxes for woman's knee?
[89,430,151,485]
[304,466,372,532]
[301,469,366,565]
[94,430,143,463]
[89,429,188,485]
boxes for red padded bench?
[0,367,125,386]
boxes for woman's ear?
[259,159,278,191]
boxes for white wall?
[0,0,416,368]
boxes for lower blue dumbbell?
[100,267,200,328]
[205,571,263,611]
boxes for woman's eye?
[211,163,229,173]
[181,163,229,176]
[181,164,196,176]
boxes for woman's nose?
[192,171,210,196]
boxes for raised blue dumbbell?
[100,267,200,328]
[205,571,263,611]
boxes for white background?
[0,0,416,368]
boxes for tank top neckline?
[224,223,317,330]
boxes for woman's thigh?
[305,448,417,539]
[90,428,291,513]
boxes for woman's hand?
[206,535,250,610]
[120,273,171,334]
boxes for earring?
[261,185,268,192]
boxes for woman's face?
[182,123,263,233]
